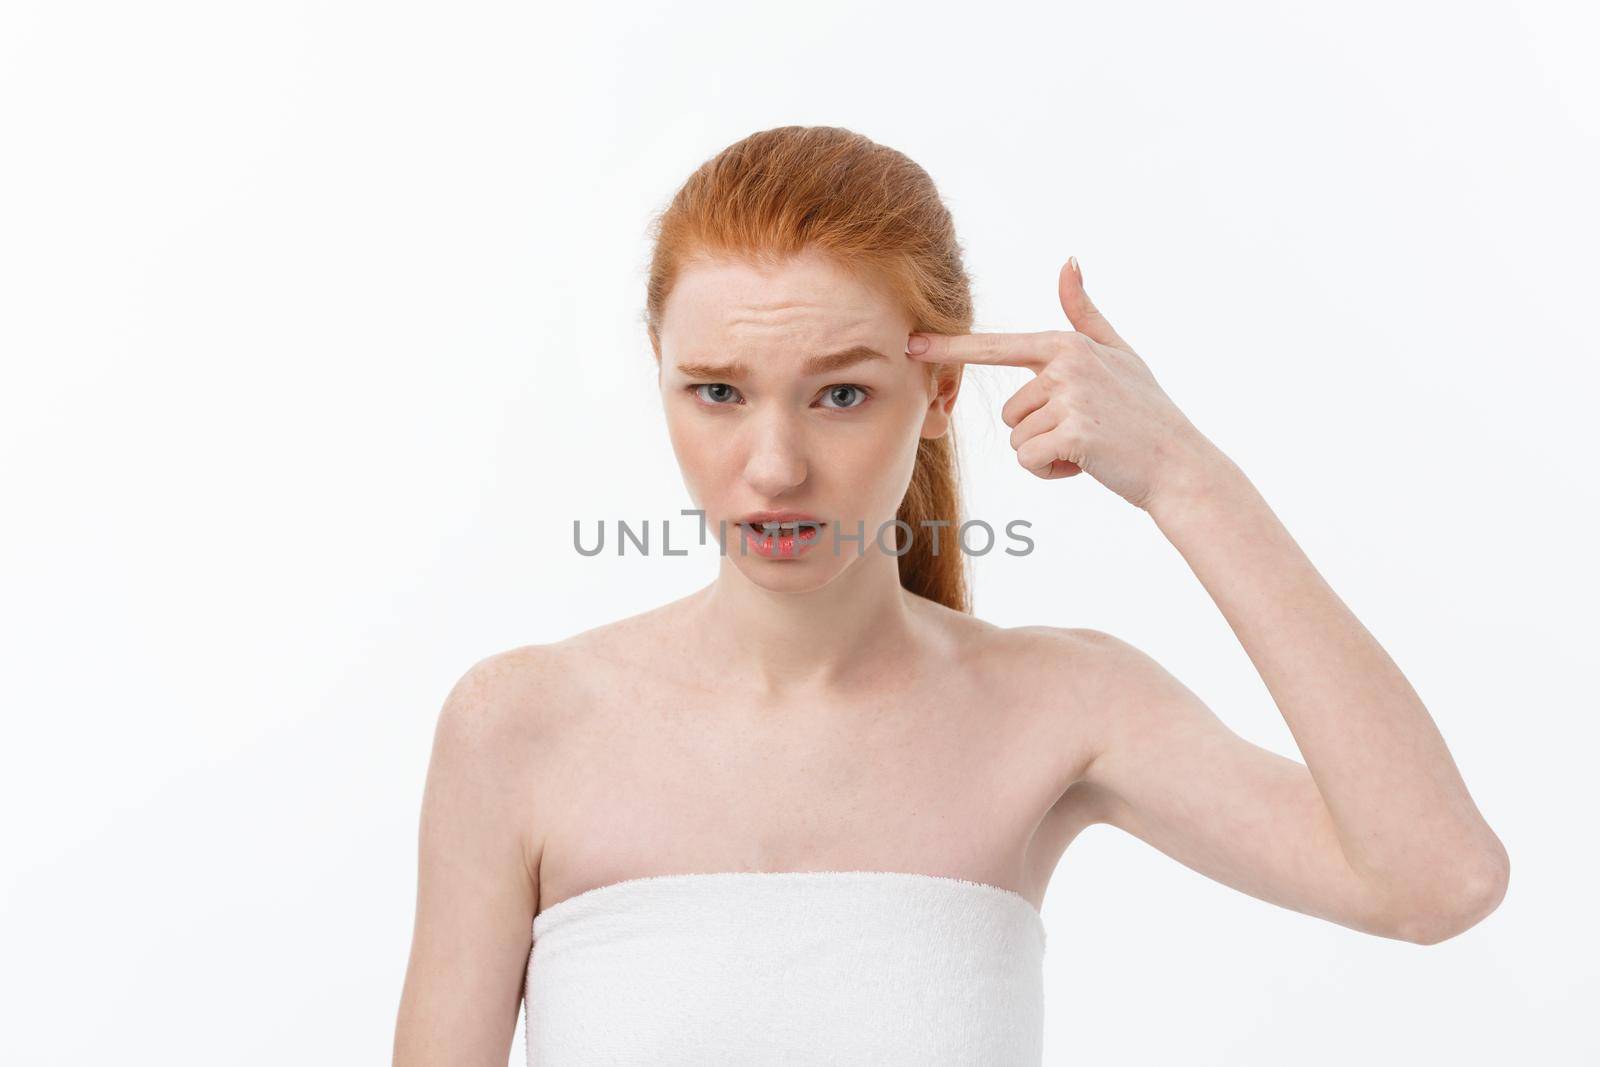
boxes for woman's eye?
[692,383,742,405]
[818,384,869,410]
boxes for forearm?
[1146,437,1508,924]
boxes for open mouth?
[739,521,826,556]
[740,521,826,536]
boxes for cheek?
[663,407,736,489]
[664,410,706,466]
[827,416,922,504]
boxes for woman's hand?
[906,257,1223,513]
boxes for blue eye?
[818,384,869,410]
[692,383,743,405]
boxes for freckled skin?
[654,249,956,591]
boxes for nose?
[741,410,809,498]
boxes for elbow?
[1391,840,1511,946]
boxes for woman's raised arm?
[910,257,1508,943]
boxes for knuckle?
[1054,330,1089,355]
[1009,413,1041,450]
[1047,331,1076,361]
[1041,355,1074,385]
[1051,423,1083,455]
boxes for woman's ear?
[919,365,962,440]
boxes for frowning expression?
[655,248,958,587]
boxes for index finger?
[906,330,1060,371]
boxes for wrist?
[1145,434,1249,523]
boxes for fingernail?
[1068,255,1080,278]
[906,334,930,355]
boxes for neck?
[688,549,921,700]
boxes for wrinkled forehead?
[660,252,909,356]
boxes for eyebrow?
[673,344,890,380]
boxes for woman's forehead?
[662,255,906,346]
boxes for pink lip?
[738,519,826,560]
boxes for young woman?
[393,125,1509,1066]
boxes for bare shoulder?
[437,639,582,743]
[966,622,1121,691]
[901,600,1113,691]
[435,595,693,748]
[423,636,603,893]
[426,636,607,812]
[997,624,1219,782]
[977,624,1180,814]
[994,623,1165,690]
[425,644,578,854]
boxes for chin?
[728,551,855,593]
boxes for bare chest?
[531,649,1093,915]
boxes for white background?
[2,1,1596,1063]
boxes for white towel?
[523,869,1047,1065]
